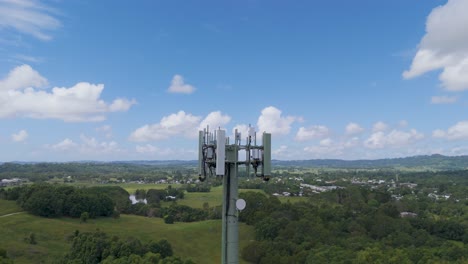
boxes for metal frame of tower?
[199,126,271,264]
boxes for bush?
[164,214,174,224]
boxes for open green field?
[170,186,265,208]
[0,199,22,216]
[0,204,254,264]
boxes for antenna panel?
[216,129,226,176]
[198,131,204,176]
[262,133,271,177]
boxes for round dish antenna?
[236,199,246,211]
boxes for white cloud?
[304,139,345,157]
[431,95,458,104]
[295,125,329,141]
[0,64,47,91]
[12,54,43,63]
[372,121,388,132]
[345,122,364,135]
[109,98,136,112]
[198,111,231,131]
[11,129,28,142]
[232,124,250,141]
[432,129,447,138]
[344,137,360,148]
[130,111,201,142]
[131,110,231,142]
[136,144,158,154]
[319,138,333,147]
[272,145,298,160]
[398,120,408,128]
[364,129,424,149]
[403,0,468,91]
[432,121,468,140]
[50,138,77,151]
[96,125,112,138]
[0,0,61,40]
[79,134,120,154]
[167,74,196,94]
[47,135,120,155]
[134,145,196,159]
[0,65,136,122]
[257,106,298,136]
[273,145,288,156]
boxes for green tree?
[147,239,173,258]
[80,212,89,223]
[164,214,174,224]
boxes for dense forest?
[62,230,194,264]
[239,189,468,263]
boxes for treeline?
[134,186,185,203]
[185,184,211,193]
[61,230,195,264]
[129,186,221,223]
[239,188,468,263]
[0,162,196,182]
[1,184,129,218]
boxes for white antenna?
[216,129,225,176]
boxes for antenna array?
[198,125,271,264]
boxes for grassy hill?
[0,200,254,264]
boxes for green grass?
[169,186,266,208]
[277,196,310,203]
[0,199,22,216]
[117,183,172,194]
[63,182,173,194]
[0,212,254,264]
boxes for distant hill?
[2,154,468,170]
[97,154,468,170]
[272,154,468,170]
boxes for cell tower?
[198,125,271,264]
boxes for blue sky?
[1,0,468,161]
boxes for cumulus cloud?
[50,138,77,151]
[345,122,364,135]
[135,144,158,154]
[0,64,47,90]
[109,98,136,112]
[257,106,298,136]
[167,74,196,94]
[11,129,28,142]
[48,135,120,154]
[0,0,61,41]
[431,95,458,104]
[403,0,468,91]
[295,125,330,141]
[135,144,196,159]
[0,65,136,122]
[364,129,424,149]
[372,121,388,132]
[198,111,231,131]
[80,134,120,154]
[304,138,346,157]
[129,111,200,141]
[398,120,408,128]
[130,110,230,142]
[96,125,112,138]
[432,121,468,140]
